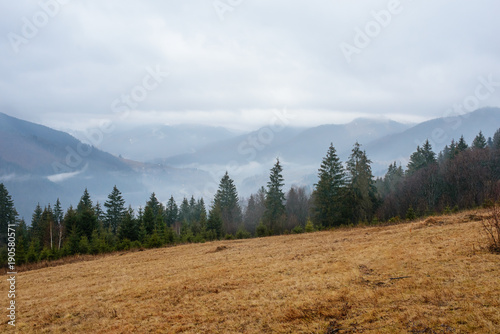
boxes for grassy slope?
[1,210,499,333]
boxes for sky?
[1,0,500,132]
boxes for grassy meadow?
[1,209,499,333]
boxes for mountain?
[72,123,238,163]
[365,107,500,174]
[0,113,213,220]
[164,118,410,167]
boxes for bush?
[236,227,251,239]
[256,222,268,237]
[117,239,132,251]
[130,240,142,250]
[388,216,401,224]
[305,220,315,233]
[406,206,417,221]
[482,202,500,253]
[292,225,304,234]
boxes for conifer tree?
[207,204,223,239]
[472,131,487,149]
[346,142,376,224]
[146,193,161,219]
[104,185,126,235]
[76,189,97,240]
[214,172,242,235]
[493,128,500,150]
[119,206,138,242]
[312,143,346,228]
[407,140,436,175]
[178,197,191,225]
[263,159,286,234]
[30,203,43,245]
[0,183,17,244]
[165,196,178,227]
[457,135,468,152]
[77,188,93,213]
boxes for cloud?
[1,0,499,131]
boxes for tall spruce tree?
[76,189,98,240]
[407,140,436,175]
[346,142,376,224]
[263,159,286,234]
[0,184,17,242]
[165,196,178,227]
[472,131,487,149]
[312,143,346,228]
[104,185,126,235]
[214,172,242,235]
[493,128,500,150]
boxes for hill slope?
[3,210,498,333]
[0,112,213,219]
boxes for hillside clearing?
[2,210,499,333]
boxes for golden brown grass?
[1,209,499,333]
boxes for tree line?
[1,128,499,265]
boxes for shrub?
[236,227,251,239]
[305,220,315,233]
[292,225,304,234]
[256,222,268,237]
[406,206,417,221]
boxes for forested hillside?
[1,127,499,265]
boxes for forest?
[1,128,499,265]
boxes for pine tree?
[472,131,487,149]
[407,140,436,175]
[312,144,346,228]
[30,203,43,245]
[346,142,376,224]
[104,185,126,235]
[143,206,155,235]
[214,172,242,235]
[457,136,468,152]
[119,206,138,242]
[207,204,223,239]
[178,197,191,225]
[492,128,500,150]
[165,196,178,227]
[77,188,93,214]
[0,183,18,245]
[146,193,161,219]
[263,159,286,234]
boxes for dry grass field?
[2,209,499,333]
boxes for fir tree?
[346,142,376,224]
[263,159,286,234]
[312,143,346,228]
[104,185,126,235]
[0,183,18,244]
[457,135,468,152]
[492,128,500,150]
[472,131,487,149]
[207,204,223,239]
[146,193,161,219]
[165,196,178,227]
[77,188,93,214]
[119,206,138,242]
[214,172,242,235]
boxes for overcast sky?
[1,0,499,131]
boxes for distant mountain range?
[0,112,213,220]
[1,107,499,221]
